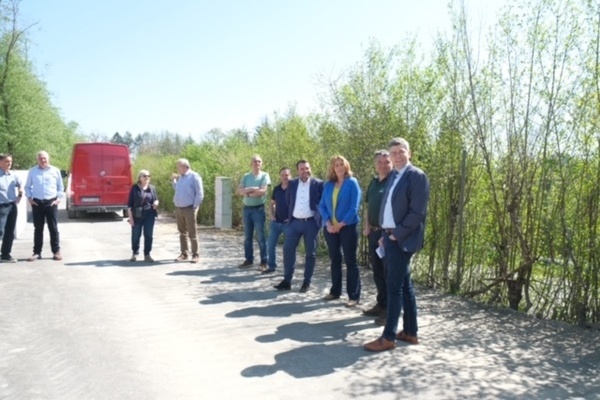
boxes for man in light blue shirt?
[24,151,65,261]
[0,154,23,262]
[172,158,204,263]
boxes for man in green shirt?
[362,150,393,323]
[237,154,271,270]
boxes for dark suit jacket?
[379,164,429,253]
[286,177,324,228]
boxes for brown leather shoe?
[175,254,188,262]
[364,337,396,352]
[362,304,385,317]
[27,254,41,262]
[396,331,419,345]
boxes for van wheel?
[122,209,129,218]
[67,208,77,219]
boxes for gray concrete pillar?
[214,177,232,229]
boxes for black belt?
[0,202,14,208]
[245,204,264,209]
[293,217,314,221]
[370,226,382,231]
[384,229,394,234]
[33,198,56,204]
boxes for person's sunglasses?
[142,175,151,178]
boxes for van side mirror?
[60,169,69,178]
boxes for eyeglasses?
[142,175,151,178]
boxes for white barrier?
[214,177,232,229]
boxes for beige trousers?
[175,206,199,256]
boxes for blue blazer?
[286,177,324,228]
[318,176,361,227]
[379,164,429,253]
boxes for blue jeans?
[267,220,286,270]
[382,232,418,340]
[131,210,156,255]
[323,224,361,301]
[0,202,16,257]
[283,218,319,285]
[368,229,387,308]
[243,206,267,264]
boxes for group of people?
[237,137,430,352]
[1,137,429,353]
[127,158,204,264]
[0,151,65,263]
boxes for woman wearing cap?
[127,169,159,262]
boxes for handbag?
[133,206,144,219]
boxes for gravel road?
[0,211,598,399]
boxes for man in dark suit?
[364,137,430,352]
[274,160,323,293]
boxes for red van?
[66,143,133,218]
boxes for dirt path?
[0,213,598,399]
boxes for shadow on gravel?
[64,259,176,268]
[226,300,340,318]
[199,290,282,305]
[256,316,372,343]
[339,288,600,399]
[241,343,370,379]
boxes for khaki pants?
[175,206,199,256]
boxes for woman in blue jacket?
[318,155,362,307]
[127,169,159,262]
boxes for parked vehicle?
[65,143,132,218]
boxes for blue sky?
[20,0,503,140]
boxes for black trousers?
[32,200,60,255]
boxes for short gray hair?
[177,158,191,169]
[36,150,49,159]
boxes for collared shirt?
[293,179,313,219]
[0,169,22,204]
[365,174,389,227]
[381,163,410,229]
[240,171,271,207]
[271,183,289,222]
[173,170,204,208]
[24,165,64,200]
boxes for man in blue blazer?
[274,160,324,292]
[364,137,430,352]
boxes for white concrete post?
[214,177,232,229]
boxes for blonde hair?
[137,169,150,184]
[326,155,353,182]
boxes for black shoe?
[299,283,310,293]
[0,255,16,263]
[374,315,387,326]
[261,269,275,275]
[273,280,291,291]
